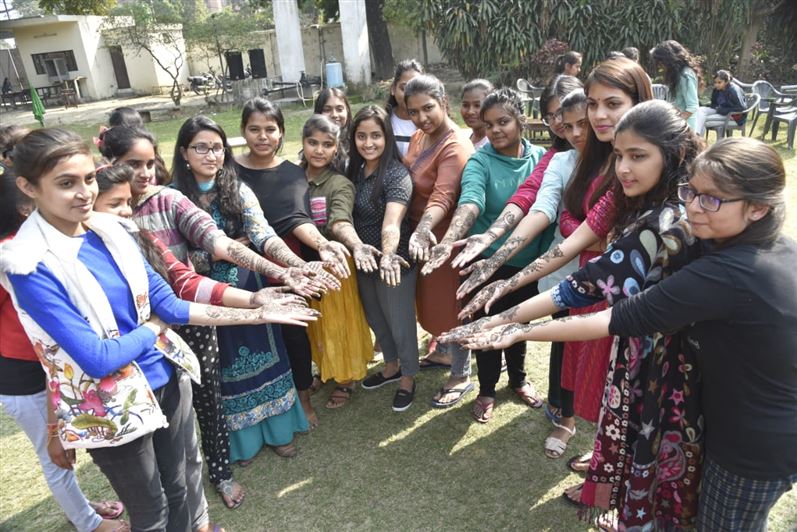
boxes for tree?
[737,0,785,78]
[105,3,187,107]
[365,0,394,80]
[38,0,116,15]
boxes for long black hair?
[539,74,584,151]
[650,40,698,97]
[99,126,171,185]
[347,105,405,202]
[171,116,243,234]
[385,59,424,115]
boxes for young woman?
[385,59,424,157]
[422,88,550,417]
[554,51,583,77]
[450,74,582,276]
[234,97,350,428]
[171,115,316,463]
[0,164,128,532]
[348,106,418,412]
[300,114,372,409]
[694,69,746,135]
[459,60,653,434]
[459,79,494,149]
[2,128,315,531]
[459,136,795,531]
[99,126,320,510]
[403,74,474,406]
[313,88,353,173]
[651,39,699,130]
[445,101,705,529]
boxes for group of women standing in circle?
[0,38,794,532]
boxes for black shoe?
[392,381,416,412]
[361,369,402,390]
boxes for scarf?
[0,211,200,449]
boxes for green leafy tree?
[38,0,116,15]
[105,2,187,107]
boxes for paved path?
[1,91,212,127]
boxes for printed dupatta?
[565,204,705,529]
[0,211,200,449]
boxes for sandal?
[567,452,593,474]
[514,383,544,409]
[271,439,297,458]
[90,501,125,520]
[215,478,245,509]
[325,385,354,409]
[471,396,494,423]
[544,422,576,459]
[431,381,473,408]
[561,482,585,508]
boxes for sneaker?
[361,370,402,390]
[392,381,416,412]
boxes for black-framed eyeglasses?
[541,110,562,127]
[190,144,225,155]
[677,184,745,212]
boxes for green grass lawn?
[1,106,795,531]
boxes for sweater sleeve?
[145,259,191,325]
[426,141,470,215]
[457,154,489,214]
[171,191,225,254]
[507,148,556,214]
[8,265,157,379]
[609,254,735,337]
[585,188,617,239]
[153,235,228,305]
[530,151,571,223]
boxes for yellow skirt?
[307,256,373,383]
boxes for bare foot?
[299,389,319,429]
[94,519,129,532]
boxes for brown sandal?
[514,383,544,408]
[271,440,297,458]
[325,385,353,409]
[471,396,494,423]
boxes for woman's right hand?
[353,243,382,273]
[300,262,342,291]
[254,300,321,327]
[281,267,326,298]
[450,233,493,269]
[455,258,500,300]
[458,279,510,320]
[380,253,410,287]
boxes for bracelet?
[47,423,59,442]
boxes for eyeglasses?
[541,110,562,127]
[677,184,744,212]
[190,144,225,155]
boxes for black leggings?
[282,324,314,391]
[547,310,574,418]
[469,264,539,398]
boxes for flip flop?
[90,501,125,520]
[514,383,544,408]
[419,357,451,370]
[471,396,494,423]
[567,452,593,474]
[430,382,474,408]
[561,482,586,508]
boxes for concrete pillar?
[338,0,371,85]
[273,0,305,82]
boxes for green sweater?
[458,139,554,268]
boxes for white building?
[0,14,188,101]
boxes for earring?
[186,162,191,170]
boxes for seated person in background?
[694,69,746,135]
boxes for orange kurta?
[404,124,474,336]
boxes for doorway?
[109,46,131,90]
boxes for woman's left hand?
[421,241,454,276]
[409,226,437,263]
[318,241,351,279]
[250,286,308,308]
[301,262,342,291]
[460,323,528,350]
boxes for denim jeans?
[88,372,194,532]
[0,390,102,532]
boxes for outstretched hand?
[380,253,410,287]
[450,233,493,269]
[250,286,308,308]
[456,258,500,300]
[353,243,382,273]
[458,279,509,320]
[460,322,529,350]
[409,226,437,263]
[421,241,456,276]
[319,240,351,279]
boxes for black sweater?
[610,236,797,480]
